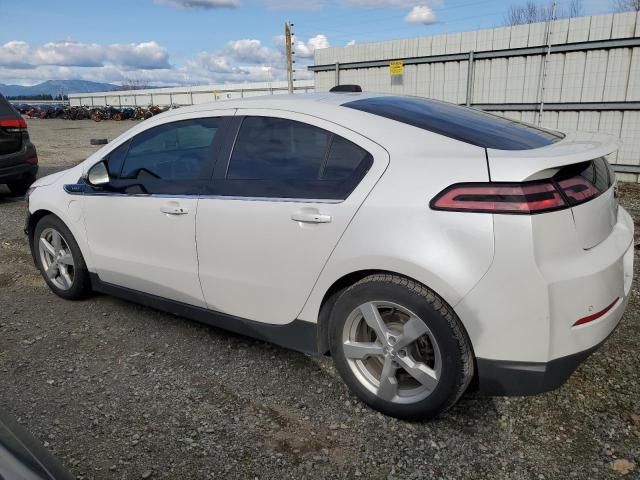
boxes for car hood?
[30,170,70,188]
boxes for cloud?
[224,39,281,64]
[274,34,329,59]
[348,0,416,6]
[0,40,170,70]
[405,5,437,24]
[258,0,326,9]
[104,42,171,69]
[155,0,239,8]
[0,34,325,87]
[0,41,36,69]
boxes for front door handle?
[291,211,332,224]
[160,203,189,215]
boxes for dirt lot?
[0,119,639,479]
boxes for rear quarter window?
[343,96,563,151]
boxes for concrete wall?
[68,80,314,108]
[312,12,640,181]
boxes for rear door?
[196,110,389,324]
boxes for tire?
[33,215,92,300]
[329,274,474,420]
[7,175,36,196]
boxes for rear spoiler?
[487,131,620,182]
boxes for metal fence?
[68,80,314,109]
[310,12,640,181]
[8,99,69,106]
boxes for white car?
[25,91,634,419]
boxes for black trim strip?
[474,101,640,112]
[476,338,607,396]
[89,273,319,355]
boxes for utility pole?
[536,1,557,126]
[285,21,295,94]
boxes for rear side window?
[322,136,370,180]
[120,118,221,181]
[343,96,563,151]
[228,116,329,180]
[222,116,373,199]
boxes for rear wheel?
[34,215,92,300]
[7,174,35,196]
[329,274,474,419]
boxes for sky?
[0,0,614,87]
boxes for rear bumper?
[456,204,634,395]
[0,157,37,183]
[476,322,621,395]
[0,142,38,184]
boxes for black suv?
[0,93,38,195]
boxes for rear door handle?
[160,203,189,215]
[291,211,332,224]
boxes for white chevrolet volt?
[25,91,634,419]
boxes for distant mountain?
[0,80,118,97]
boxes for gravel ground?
[0,119,639,480]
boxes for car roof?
[170,91,387,115]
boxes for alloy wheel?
[342,301,442,404]
[38,228,75,291]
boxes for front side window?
[105,140,130,178]
[119,118,221,181]
[223,116,373,199]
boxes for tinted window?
[106,140,130,178]
[121,118,220,181]
[227,117,329,180]
[0,94,19,119]
[220,116,374,200]
[555,157,612,206]
[344,96,563,151]
[322,136,370,180]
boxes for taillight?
[0,117,27,131]
[430,181,567,214]
[557,177,599,204]
[25,155,38,165]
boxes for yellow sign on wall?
[389,61,404,76]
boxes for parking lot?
[0,118,639,479]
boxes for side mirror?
[87,161,110,187]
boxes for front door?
[83,113,231,307]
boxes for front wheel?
[34,215,92,300]
[329,274,474,420]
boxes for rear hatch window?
[0,94,23,156]
[555,157,617,249]
[343,96,563,150]
[554,157,612,207]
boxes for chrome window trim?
[199,195,343,204]
[63,185,343,204]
